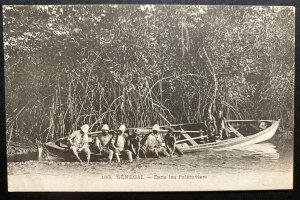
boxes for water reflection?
[228,142,280,161]
[165,142,281,170]
[169,142,283,172]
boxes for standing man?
[95,124,114,163]
[67,124,91,164]
[204,104,218,141]
[110,124,126,163]
[143,124,170,158]
[125,130,141,162]
[164,128,176,157]
[215,110,229,140]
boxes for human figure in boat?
[141,124,170,158]
[164,128,176,157]
[215,110,229,140]
[94,124,114,163]
[258,120,268,130]
[110,124,126,163]
[204,104,218,142]
[67,124,91,164]
[125,129,141,162]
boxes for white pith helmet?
[152,124,160,131]
[102,124,109,131]
[80,124,89,134]
[119,124,126,132]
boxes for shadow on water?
[7,150,38,162]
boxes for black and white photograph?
[4,4,294,191]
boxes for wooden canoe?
[40,119,280,161]
[124,120,280,152]
[175,120,280,152]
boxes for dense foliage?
[4,5,294,143]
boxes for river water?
[7,133,293,191]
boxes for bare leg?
[219,129,223,140]
[84,147,91,164]
[140,147,147,158]
[169,146,175,157]
[115,153,121,163]
[95,138,102,153]
[166,146,171,154]
[70,146,82,163]
[159,147,170,157]
[126,150,133,162]
[153,149,159,158]
[135,146,140,160]
[224,128,229,139]
[108,149,114,164]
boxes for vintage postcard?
[4,4,294,191]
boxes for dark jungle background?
[3,5,294,147]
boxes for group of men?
[204,105,229,141]
[67,123,177,164]
[66,104,231,164]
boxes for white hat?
[80,124,89,134]
[102,124,109,131]
[119,124,126,132]
[152,124,160,131]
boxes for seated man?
[95,124,113,163]
[164,128,176,157]
[67,124,91,164]
[125,130,141,162]
[143,124,169,158]
[110,124,127,163]
[258,121,268,130]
